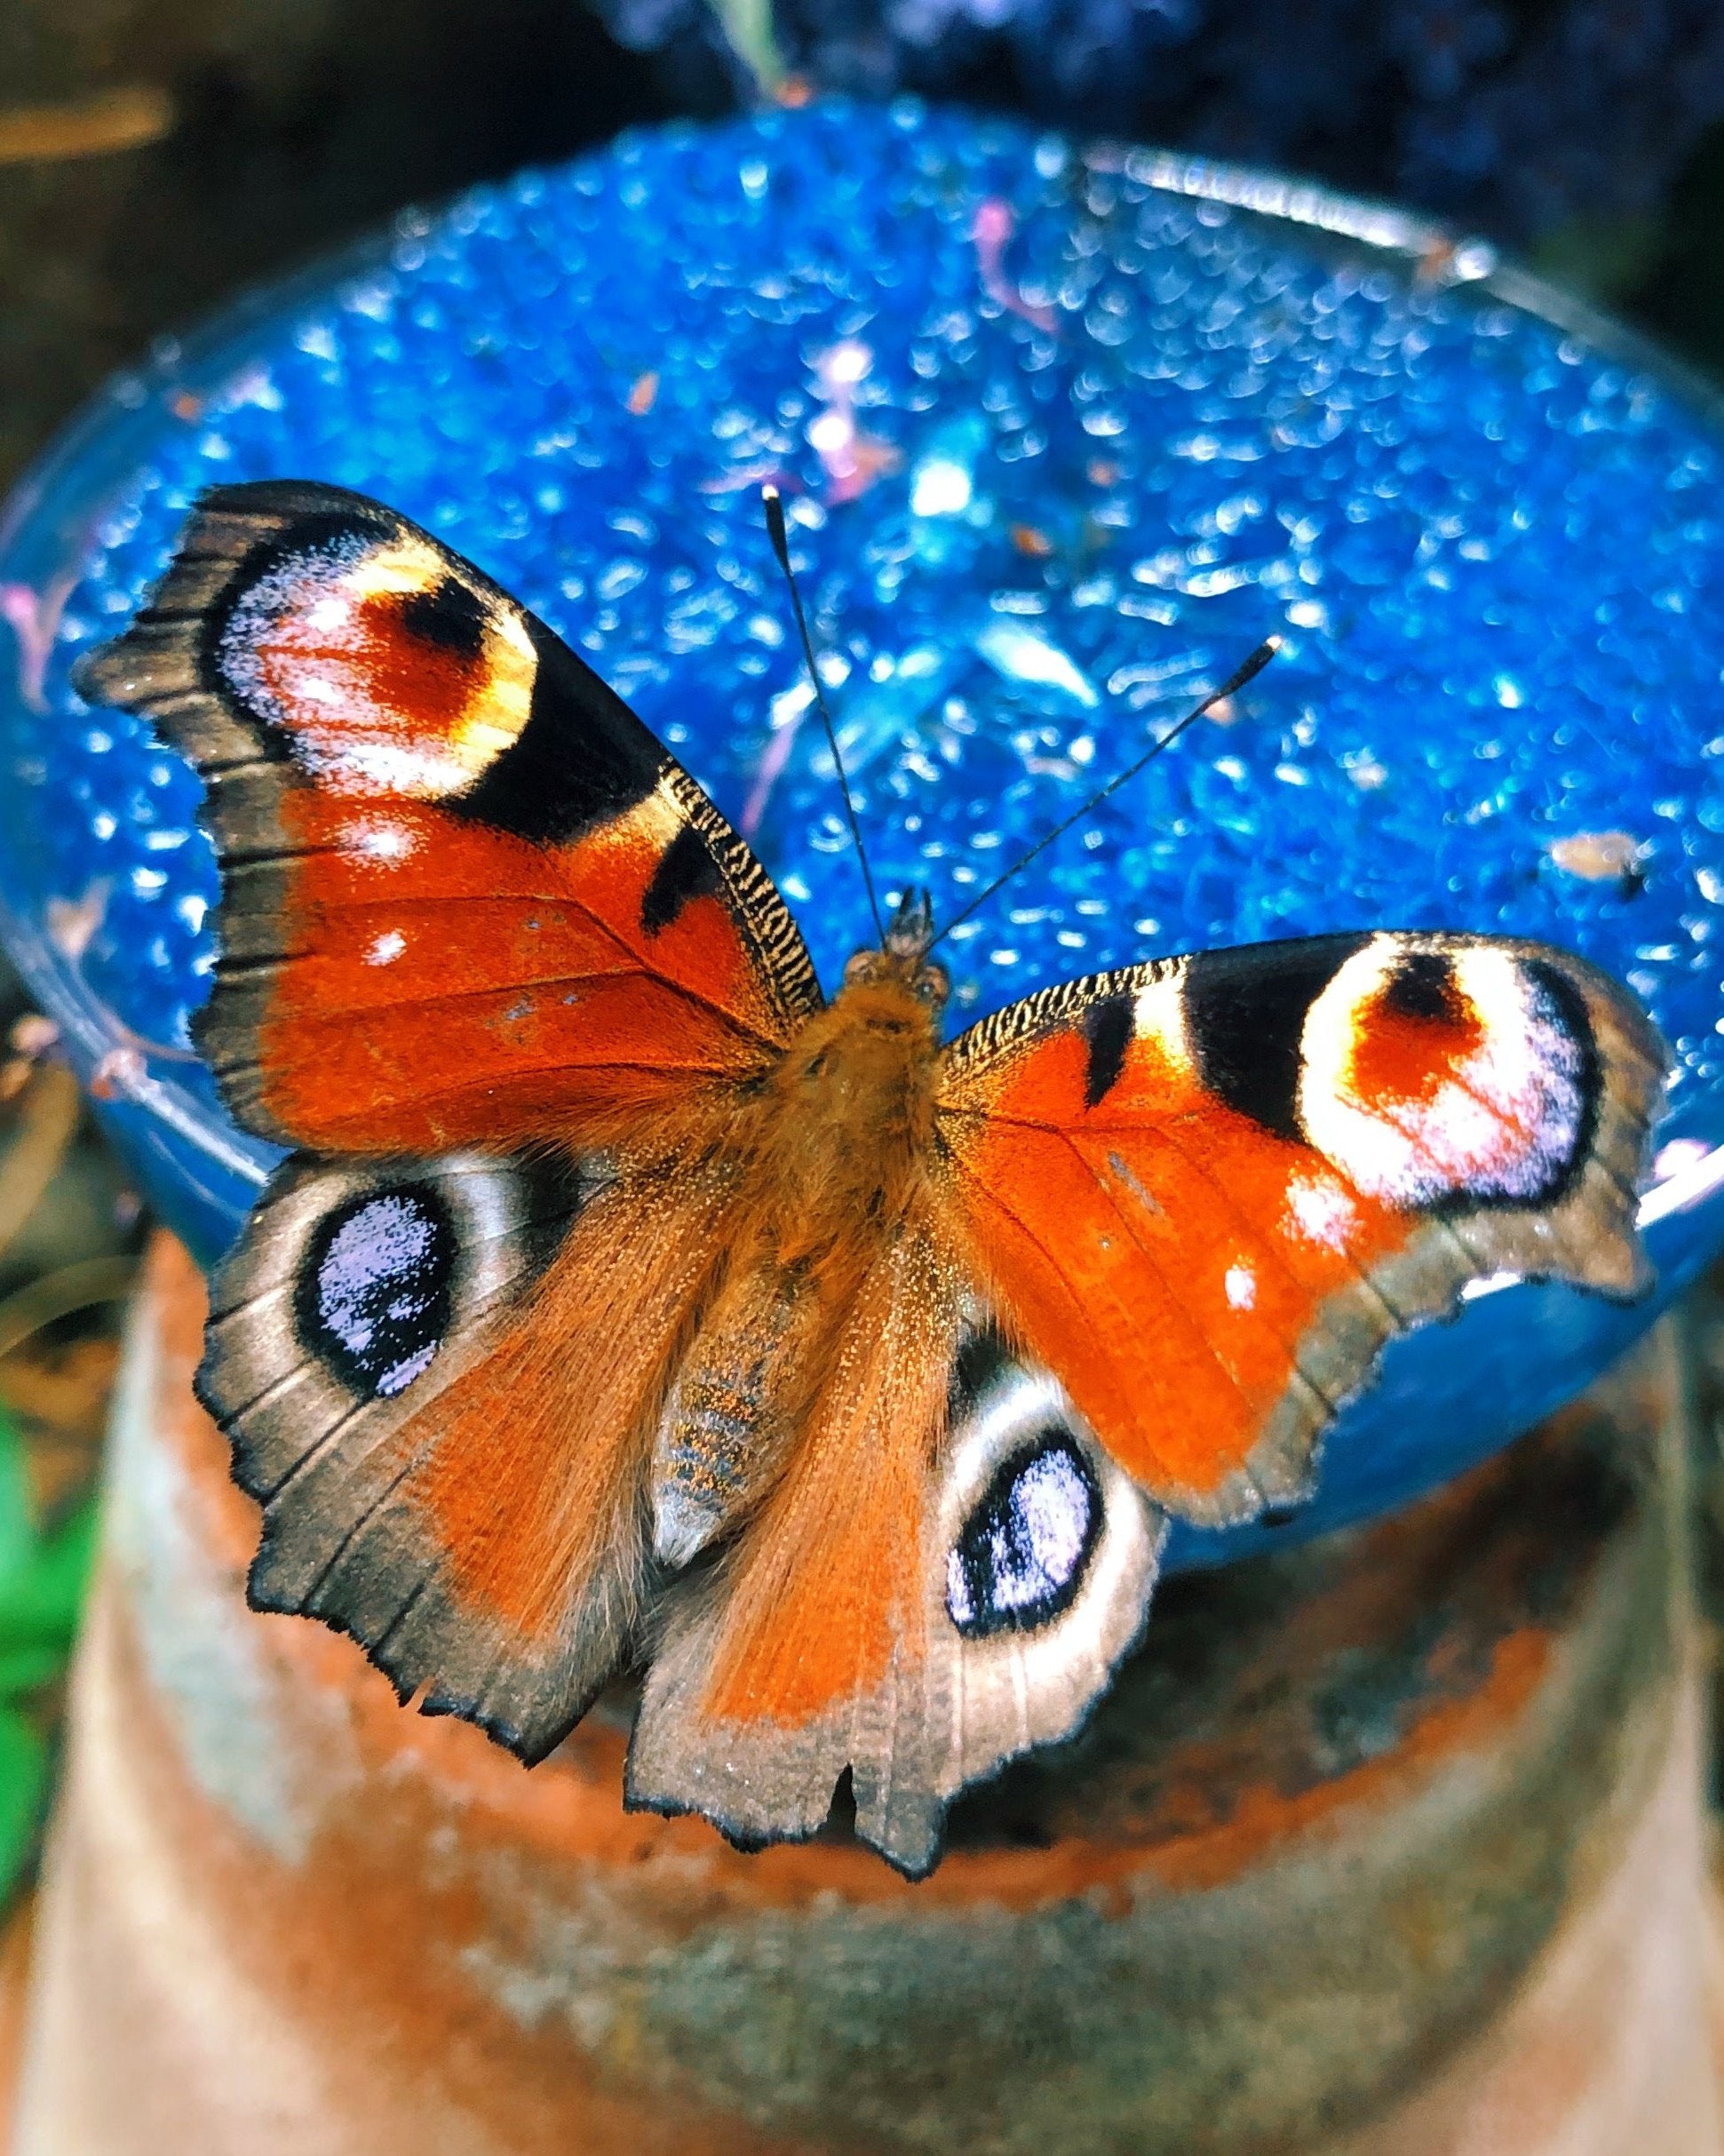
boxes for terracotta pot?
[6,1233,1721,2153]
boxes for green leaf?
[0,1498,97,1650]
[0,1707,48,1906]
[0,1643,65,1698]
[0,1410,34,1592]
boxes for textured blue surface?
[1,99,1721,1568]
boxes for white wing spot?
[1132,970,1190,1072]
[1225,1262,1256,1310]
[365,930,406,967]
[1285,1172,1358,1253]
[348,819,417,863]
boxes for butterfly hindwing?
[206,1144,739,1757]
[626,1268,1166,1880]
[628,1223,961,1864]
[884,1348,1164,1873]
[74,480,821,1155]
[937,930,1665,1525]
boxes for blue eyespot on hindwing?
[294,1183,457,1401]
[946,1435,1103,1637]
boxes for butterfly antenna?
[762,485,886,946]
[928,635,1283,953]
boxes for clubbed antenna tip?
[762,482,791,572]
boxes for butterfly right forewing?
[936,930,1665,1526]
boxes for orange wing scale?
[249,785,788,1154]
[699,1233,959,1727]
[942,1018,1402,1510]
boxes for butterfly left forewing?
[937,929,1666,1526]
[75,480,821,1157]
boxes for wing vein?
[948,1141,1265,1434]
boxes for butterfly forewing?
[75,480,820,1156]
[936,930,1665,1524]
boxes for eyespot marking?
[946,1435,1101,1637]
[1380,949,1465,1027]
[295,1184,456,1401]
[1299,941,1598,1209]
[400,575,490,661]
[209,513,536,798]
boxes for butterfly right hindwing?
[880,1350,1167,1873]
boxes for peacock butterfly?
[75,479,1666,1876]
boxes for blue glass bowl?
[2,100,1720,1569]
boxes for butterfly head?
[843,887,949,1011]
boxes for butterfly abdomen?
[641,973,954,1569]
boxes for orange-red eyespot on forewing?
[215,520,536,799]
[1298,937,1593,1208]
